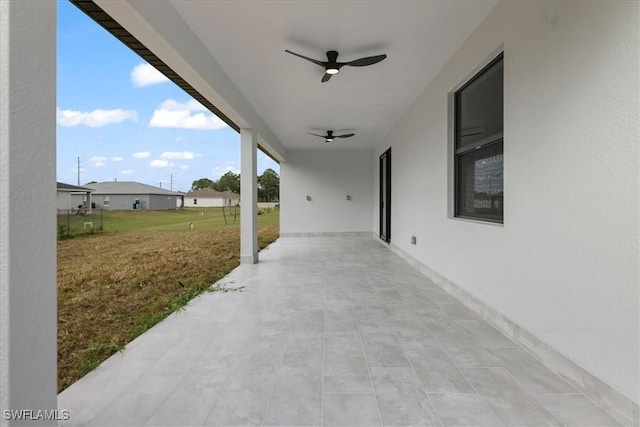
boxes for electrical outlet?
[411,236,417,245]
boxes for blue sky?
[57,0,279,193]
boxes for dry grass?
[57,225,279,392]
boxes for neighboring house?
[56,182,93,214]
[183,189,238,207]
[85,181,180,210]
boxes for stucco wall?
[281,150,373,234]
[184,197,228,208]
[92,194,177,210]
[149,195,177,210]
[1,0,58,423]
[375,0,639,411]
[56,192,73,212]
[56,192,87,212]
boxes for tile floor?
[58,236,623,426]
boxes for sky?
[56,0,279,193]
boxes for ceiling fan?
[285,49,387,82]
[308,130,355,143]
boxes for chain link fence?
[56,208,104,239]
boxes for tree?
[216,171,240,194]
[258,168,279,202]
[191,178,214,190]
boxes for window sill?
[451,215,504,227]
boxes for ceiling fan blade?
[321,73,332,83]
[285,50,326,67]
[336,133,355,138]
[307,132,326,138]
[345,54,387,67]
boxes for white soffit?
[102,1,498,152]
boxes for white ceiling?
[151,1,498,152]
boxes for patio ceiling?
[89,0,498,157]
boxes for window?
[103,196,110,206]
[455,54,503,223]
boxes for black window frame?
[454,53,504,224]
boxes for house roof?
[57,182,93,192]
[85,181,180,196]
[185,189,239,199]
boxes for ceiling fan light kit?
[287,48,386,144]
[285,49,387,83]
[308,130,355,143]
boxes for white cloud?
[112,156,123,162]
[120,169,134,175]
[149,159,174,168]
[212,164,240,178]
[179,165,188,170]
[89,156,108,167]
[160,151,196,160]
[148,99,228,130]
[130,63,169,88]
[57,108,137,127]
[132,151,151,159]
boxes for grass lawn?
[101,206,278,233]
[57,208,279,392]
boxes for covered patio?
[1,0,637,425]
[58,236,620,426]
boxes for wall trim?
[280,232,372,238]
[388,241,638,427]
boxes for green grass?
[99,207,278,233]
[57,208,279,391]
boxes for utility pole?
[159,182,162,189]
[170,173,173,191]
[77,156,81,186]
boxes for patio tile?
[454,320,519,349]
[489,347,576,393]
[144,368,228,426]
[428,393,502,426]
[405,346,475,393]
[370,367,441,426]
[533,393,624,426]
[89,391,166,426]
[57,236,621,426]
[262,367,322,426]
[324,345,373,393]
[324,330,362,349]
[323,393,381,427]
[462,367,563,426]
[282,334,323,368]
[361,333,410,367]
[432,330,501,368]
[205,367,278,426]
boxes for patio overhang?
[78,0,498,155]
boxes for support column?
[240,128,258,264]
[1,1,58,425]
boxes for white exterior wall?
[91,194,177,210]
[56,192,73,212]
[56,192,87,212]
[374,0,639,417]
[184,198,229,208]
[281,150,372,234]
[1,1,58,423]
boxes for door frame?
[379,147,391,242]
